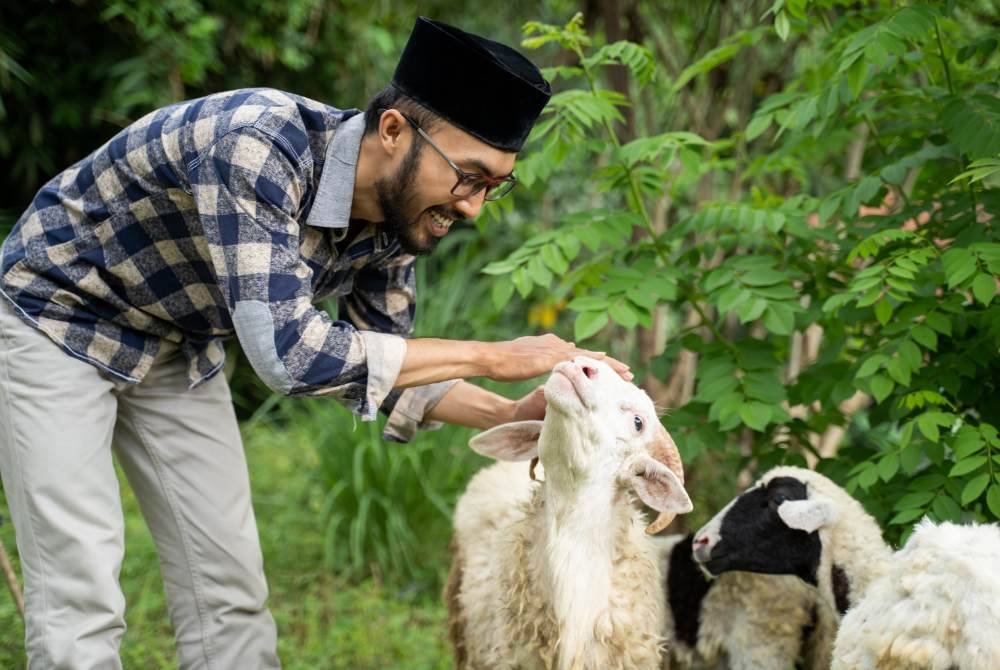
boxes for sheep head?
[691,467,834,584]
[469,356,692,534]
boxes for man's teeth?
[430,211,453,229]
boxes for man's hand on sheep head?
[488,334,633,382]
[512,385,547,422]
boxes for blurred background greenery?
[2,0,1000,668]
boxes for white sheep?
[832,518,1000,670]
[654,533,836,670]
[691,466,1000,670]
[446,356,693,670]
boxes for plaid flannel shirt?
[1,88,456,442]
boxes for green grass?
[0,417,455,669]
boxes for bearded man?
[0,16,630,670]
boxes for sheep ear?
[468,421,543,462]
[777,497,837,533]
[630,456,693,530]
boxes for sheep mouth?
[547,368,592,409]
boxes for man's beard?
[375,143,461,257]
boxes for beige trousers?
[0,300,280,669]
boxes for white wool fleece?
[832,519,1000,670]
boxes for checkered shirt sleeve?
[190,125,406,420]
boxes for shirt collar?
[306,112,366,230]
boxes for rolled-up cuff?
[359,331,407,420]
[383,379,460,443]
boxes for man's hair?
[363,83,443,136]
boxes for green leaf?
[870,374,894,403]
[952,157,1000,185]
[939,95,1000,160]
[574,311,608,341]
[949,456,988,477]
[512,267,533,298]
[856,354,889,378]
[886,357,911,386]
[953,425,984,460]
[672,33,757,93]
[924,312,952,335]
[874,299,893,326]
[491,278,515,310]
[901,439,922,473]
[609,300,638,328]
[818,196,842,224]
[763,303,796,335]
[846,57,868,100]
[890,508,926,525]
[823,292,853,314]
[745,113,773,141]
[854,175,882,207]
[931,495,963,522]
[987,484,1000,519]
[774,11,790,41]
[741,268,787,287]
[567,295,610,311]
[941,248,978,288]
[738,402,772,431]
[858,463,879,490]
[900,420,916,448]
[894,490,935,511]
[556,234,581,263]
[540,245,569,275]
[911,325,937,351]
[878,453,900,482]
[737,297,769,323]
[982,423,1000,447]
[961,473,991,505]
[911,473,947,491]
[898,340,922,373]
[917,413,940,442]
[972,273,996,306]
[527,256,553,287]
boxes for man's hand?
[395,335,632,389]
[486,334,632,382]
[511,385,547,422]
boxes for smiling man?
[0,16,630,670]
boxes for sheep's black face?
[692,477,821,585]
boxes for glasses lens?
[452,176,517,201]
[484,179,516,201]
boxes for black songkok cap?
[392,17,552,152]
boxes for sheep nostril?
[581,365,597,379]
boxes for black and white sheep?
[691,465,1000,670]
[654,533,835,670]
[445,356,693,670]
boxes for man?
[0,16,630,670]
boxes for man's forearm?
[394,338,495,389]
[424,380,515,430]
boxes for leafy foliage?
[491,3,1000,541]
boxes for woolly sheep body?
[446,358,692,670]
[832,519,1000,670]
[654,534,835,670]
[448,460,667,670]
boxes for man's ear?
[379,108,407,155]
[468,421,543,462]
[777,497,838,533]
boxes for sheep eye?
[633,415,644,432]
[772,493,788,506]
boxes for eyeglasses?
[380,109,518,201]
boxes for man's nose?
[453,190,486,219]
